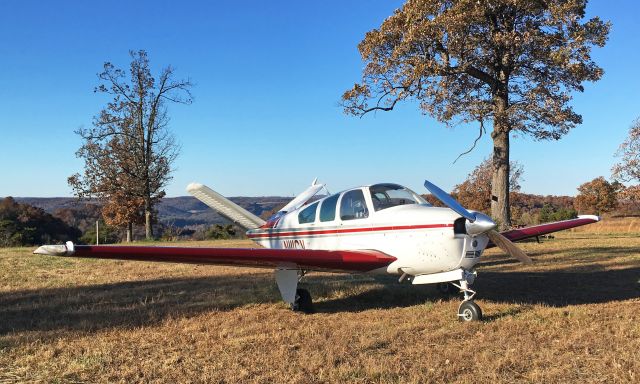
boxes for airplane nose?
[464,212,497,236]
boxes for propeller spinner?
[423,180,532,264]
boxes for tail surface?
[187,183,266,231]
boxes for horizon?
[11,188,584,200]
[1,1,639,198]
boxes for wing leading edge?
[33,242,396,273]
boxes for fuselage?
[246,183,488,275]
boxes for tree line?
[1,170,636,247]
[0,197,80,247]
[429,157,635,227]
[0,196,245,246]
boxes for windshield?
[369,183,427,212]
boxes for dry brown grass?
[1,235,639,383]
[569,216,640,234]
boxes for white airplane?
[35,179,600,321]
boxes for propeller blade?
[424,180,476,222]
[487,230,532,264]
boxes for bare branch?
[453,119,486,164]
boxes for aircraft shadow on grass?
[481,245,640,268]
[313,266,640,313]
[1,266,638,335]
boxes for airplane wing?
[490,215,601,247]
[33,242,396,273]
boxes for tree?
[617,185,640,214]
[342,0,609,228]
[612,117,640,183]
[101,191,145,242]
[538,203,577,223]
[53,203,103,235]
[69,50,193,240]
[453,158,523,214]
[79,218,120,245]
[205,224,238,240]
[611,117,640,216]
[574,177,618,215]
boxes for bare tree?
[69,50,193,240]
[342,0,609,228]
[612,117,640,216]
[612,117,640,184]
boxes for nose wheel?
[458,300,482,322]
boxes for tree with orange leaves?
[574,177,619,215]
[101,191,145,242]
[342,0,609,228]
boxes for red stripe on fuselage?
[247,223,453,239]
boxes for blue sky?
[1,1,638,198]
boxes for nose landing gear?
[458,300,482,321]
[452,270,483,322]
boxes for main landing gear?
[291,288,314,314]
[274,268,315,314]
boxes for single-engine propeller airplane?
[35,179,600,321]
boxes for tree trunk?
[144,199,153,240]
[491,86,511,230]
[126,222,132,242]
[491,129,511,229]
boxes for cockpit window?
[298,202,318,224]
[369,183,426,212]
[340,189,369,220]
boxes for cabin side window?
[319,194,339,222]
[298,202,318,224]
[340,189,369,220]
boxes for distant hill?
[15,196,292,228]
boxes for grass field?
[1,231,639,383]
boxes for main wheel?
[291,288,314,314]
[458,300,482,322]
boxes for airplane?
[34,179,600,321]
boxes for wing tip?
[34,241,75,256]
[577,214,601,222]
[186,182,204,192]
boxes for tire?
[292,288,314,314]
[458,301,482,322]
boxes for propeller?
[486,230,532,264]
[424,180,532,265]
